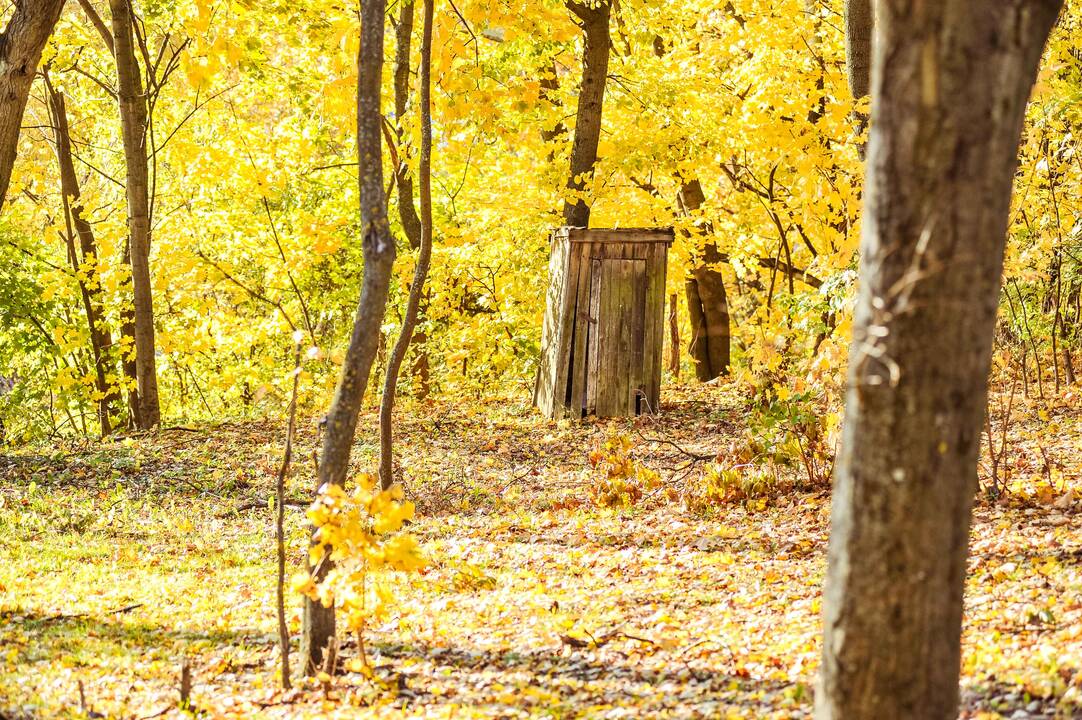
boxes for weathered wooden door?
[586,258,646,416]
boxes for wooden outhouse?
[534,227,673,419]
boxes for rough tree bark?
[379,0,433,490]
[110,0,160,429]
[678,179,730,381]
[74,0,140,427]
[844,0,872,99]
[562,0,610,228]
[817,2,1062,719]
[1064,280,1079,385]
[845,0,874,160]
[119,241,142,429]
[44,74,117,436]
[0,0,67,209]
[300,0,397,674]
[393,0,422,251]
[391,0,431,397]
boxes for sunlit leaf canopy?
[0,0,1078,439]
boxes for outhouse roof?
[555,227,675,245]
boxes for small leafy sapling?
[293,474,426,669]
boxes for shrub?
[586,431,661,508]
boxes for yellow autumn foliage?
[296,475,426,635]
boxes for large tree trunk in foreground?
[678,179,730,381]
[110,0,160,429]
[562,0,610,228]
[0,0,67,209]
[379,0,434,490]
[817,2,1062,719]
[45,78,117,436]
[301,0,396,675]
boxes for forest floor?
[1,384,1080,719]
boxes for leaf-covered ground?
[1,386,1080,719]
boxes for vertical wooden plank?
[596,260,617,416]
[568,243,594,419]
[629,260,647,414]
[639,243,656,414]
[630,241,650,411]
[643,242,666,414]
[608,261,626,416]
[617,260,636,416]
[535,233,570,417]
[586,258,602,415]
[593,259,635,417]
[656,243,669,409]
[630,240,649,407]
[551,241,583,418]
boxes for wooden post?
[668,293,680,378]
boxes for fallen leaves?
[0,388,1079,717]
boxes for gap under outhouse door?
[586,258,647,417]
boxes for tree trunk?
[845,0,874,159]
[0,0,67,209]
[678,179,730,381]
[1063,280,1079,385]
[667,293,680,378]
[687,255,731,381]
[45,77,117,437]
[379,0,434,490]
[301,0,397,675]
[110,0,160,429]
[391,0,431,399]
[562,0,610,228]
[393,0,422,251]
[817,2,1062,719]
[120,240,142,429]
[844,0,873,99]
